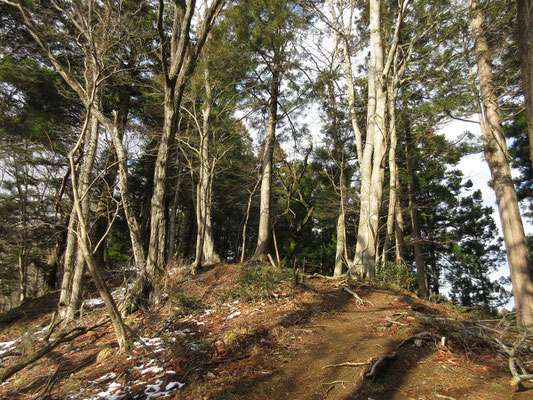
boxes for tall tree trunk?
[110,111,147,275]
[382,90,399,266]
[253,62,281,261]
[58,207,77,316]
[394,192,406,265]
[404,124,429,299]
[146,92,176,283]
[517,0,533,170]
[65,113,100,322]
[352,0,388,279]
[470,0,533,327]
[334,170,347,277]
[68,112,131,351]
[193,65,220,272]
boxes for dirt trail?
[0,265,532,400]
[232,288,529,400]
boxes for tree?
[469,0,533,327]
[446,190,509,308]
[517,0,533,171]
[145,0,225,289]
[227,0,311,262]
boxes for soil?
[0,263,531,400]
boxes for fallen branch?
[341,285,374,307]
[267,254,278,269]
[305,273,346,281]
[385,317,406,326]
[324,361,370,369]
[364,352,397,380]
[434,392,457,400]
[322,380,349,385]
[0,319,109,382]
[408,311,533,386]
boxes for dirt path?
[233,289,530,400]
[1,266,532,400]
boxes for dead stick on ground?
[0,319,109,382]
[267,254,277,269]
[385,317,406,326]
[324,361,370,369]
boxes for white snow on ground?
[86,381,123,400]
[83,298,104,308]
[83,285,133,309]
[133,337,163,349]
[94,372,116,383]
[0,340,17,356]
[165,381,185,390]
[140,366,164,375]
[226,311,241,320]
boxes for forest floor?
[0,263,532,400]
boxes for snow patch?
[165,381,185,390]
[226,311,241,320]
[94,372,116,383]
[0,340,17,356]
[141,366,164,375]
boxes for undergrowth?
[222,263,292,301]
[171,289,207,316]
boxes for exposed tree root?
[341,285,374,307]
[397,331,440,348]
[364,352,397,380]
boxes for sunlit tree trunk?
[352,0,389,278]
[65,111,100,322]
[146,0,225,287]
[193,66,220,271]
[334,169,348,277]
[470,0,533,327]
[253,62,281,261]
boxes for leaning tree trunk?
[517,0,533,171]
[253,62,281,261]
[65,112,100,322]
[470,0,533,327]
[68,113,131,351]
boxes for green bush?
[377,261,416,291]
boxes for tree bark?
[334,170,347,277]
[470,0,533,327]
[517,0,533,171]
[253,61,281,261]
[65,111,100,322]
[193,65,220,271]
[68,113,131,351]
[352,0,389,278]
[146,0,225,286]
